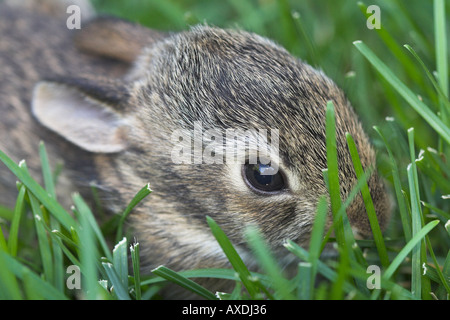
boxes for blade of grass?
[325,100,355,299]
[443,247,450,295]
[325,101,345,247]
[0,205,13,221]
[70,226,80,256]
[290,11,318,66]
[7,185,26,257]
[102,262,131,300]
[141,285,162,300]
[421,201,450,221]
[22,268,44,300]
[116,183,152,243]
[0,224,7,252]
[39,141,56,199]
[416,159,450,194]
[247,275,275,300]
[346,133,389,268]
[403,45,450,117]
[39,142,64,292]
[407,163,422,299]
[130,242,141,300]
[151,265,218,300]
[308,195,328,295]
[206,216,260,298]
[0,149,76,230]
[369,220,440,300]
[324,103,364,259]
[31,207,82,267]
[383,220,440,280]
[0,250,67,299]
[245,226,295,300]
[331,242,351,299]
[373,125,411,241]
[28,192,54,285]
[425,235,450,294]
[353,40,450,144]
[113,237,129,290]
[357,2,426,88]
[50,233,81,267]
[283,240,357,296]
[0,249,22,299]
[422,263,442,284]
[73,193,100,300]
[434,0,449,126]
[387,0,433,55]
[74,192,112,262]
[407,128,428,299]
[297,262,312,300]
[320,167,373,252]
[422,147,450,178]
[51,229,79,249]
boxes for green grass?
[0,0,449,300]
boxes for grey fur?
[0,1,390,297]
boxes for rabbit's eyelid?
[222,133,280,161]
[243,154,276,165]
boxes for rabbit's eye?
[242,162,285,194]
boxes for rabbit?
[0,1,390,297]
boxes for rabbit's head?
[32,22,391,271]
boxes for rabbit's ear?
[31,77,130,153]
[75,16,169,63]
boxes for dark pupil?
[244,163,285,193]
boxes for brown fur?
[0,1,390,297]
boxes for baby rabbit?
[0,1,390,296]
